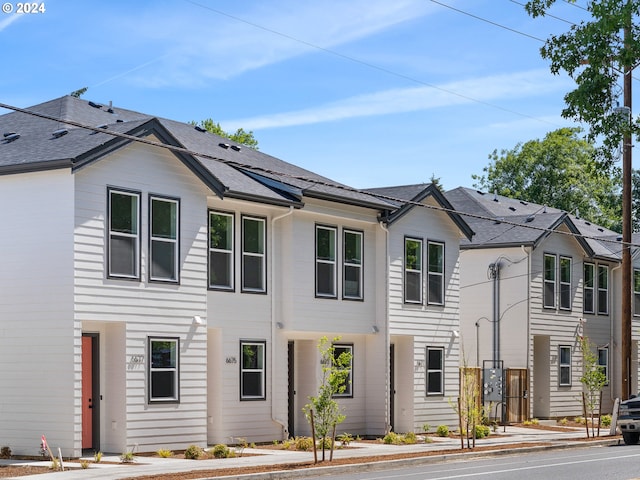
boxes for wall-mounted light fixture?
[452,330,460,338]
[372,325,379,334]
[276,322,284,329]
[193,315,203,325]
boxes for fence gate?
[505,368,529,423]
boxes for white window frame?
[108,187,140,280]
[242,216,266,293]
[332,344,353,397]
[426,346,444,395]
[404,237,423,304]
[598,346,609,385]
[343,229,363,300]
[635,269,640,317]
[149,195,180,283]
[543,254,556,309]
[208,211,234,290]
[316,225,337,298]
[559,255,572,311]
[559,345,572,386]
[427,241,445,305]
[148,337,179,403]
[240,341,266,400]
[584,263,595,314]
[597,265,609,315]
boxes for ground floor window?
[426,347,444,395]
[241,341,266,400]
[332,344,353,397]
[559,345,572,386]
[149,337,179,403]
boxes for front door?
[82,335,98,450]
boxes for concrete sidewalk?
[0,425,621,480]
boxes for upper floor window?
[597,265,609,315]
[584,263,595,314]
[108,188,140,280]
[316,225,337,298]
[559,256,572,310]
[240,341,265,400]
[634,269,640,317]
[149,337,179,403]
[209,211,234,290]
[332,344,353,397]
[149,196,179,283]
[405,237,423,304]
[242,216,266,293]
[559,345,571,386]
[343,230,363,300]
[543,254,556,308]
[426,346,444,395]
[427,241,444,305]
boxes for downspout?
[379,220,391,434]
[270,206,294,438]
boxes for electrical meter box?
[482,367,504,403]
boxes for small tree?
[303,336,352,461]
[578,334,607,438]
[452,366,485,449]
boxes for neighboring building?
[366,184,473,432]
[447,187,640,421]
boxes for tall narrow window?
[426,347,444,395]
[584,263,595,314]
[634,269,640,317]
[405,237,423,304]
[240,341,265,400]
[242,216,265,292]
[597,265,609,314]
[543,254,556,308]
[343,230,363,300]
[427,241,445,305]
[209,211,234,290]
[559,345,571,386]
[332,344,353,397]
[108,188,140,279]
[149,337,179,403]
[316,225,337,297]
[150,196,179,282]
[559,256,572,310]
[598,346,609,385]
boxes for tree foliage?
[70,87,88,98]
[192,118,259,150]
[473,128,621,230]
[525,0,640,165]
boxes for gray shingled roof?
[0,96,395,211]
[446,186,625,261]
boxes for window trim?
[559,345,572,387]
[426,346,445,396]
[598,346,609,386]
[583,262,595,314]
[315,224,338,298]
[208,210,235,291]
[149,194,180,284]
[148,337,180,404]
[559,255,572,311]
[597,265,609,315]
[427,240,445,306]
[404,236,423,304]
[240,340,266,401]
[343,229,363,301]
[332,343,354,398]
[107,187,141,281]
[241,215,266,293]
[543,253,556,309]
[634,269,640,317]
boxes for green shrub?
[337,432,354,446]
[184,444,204,460]
[403,432,417,444]
[210,444,231,459]
[80,460,90,469]
[157,449,173,458]
[120,451,135,463]
[94,451,103,463]
[474,425,491,439]
[601,414,612,427]
[383,432,401,444]
[0,447,11,459]
[317,437,333,450]
[422,423,431,433]
[436,425,450,437]
[281,438,295,450]
[295,436,314,451]
[558,417,568,426]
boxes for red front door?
[82,336,93,449]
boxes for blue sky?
[1,0,603,190]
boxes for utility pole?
[621,7,633,401]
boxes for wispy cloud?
[222,69,573,130]
[0,14,21,32]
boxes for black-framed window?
[343,230,363,300]
[584,263,595,314]
[598,346,609,385]
[149,337,179,403]
[559,256,571,310]
[426,347,444,395]
[108,188,140,279]
[242,216,266,293]
[240,341,265,400]
[332,344,353,397]
[597,265,609,314]
[149,195,179,282]
[559,345,571,386]
[543,254,556,308]
[634,269,640,317]
[405,237,423,304]
[316,225,337,297]
[209,211,234,290]
[427,241,444,305]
